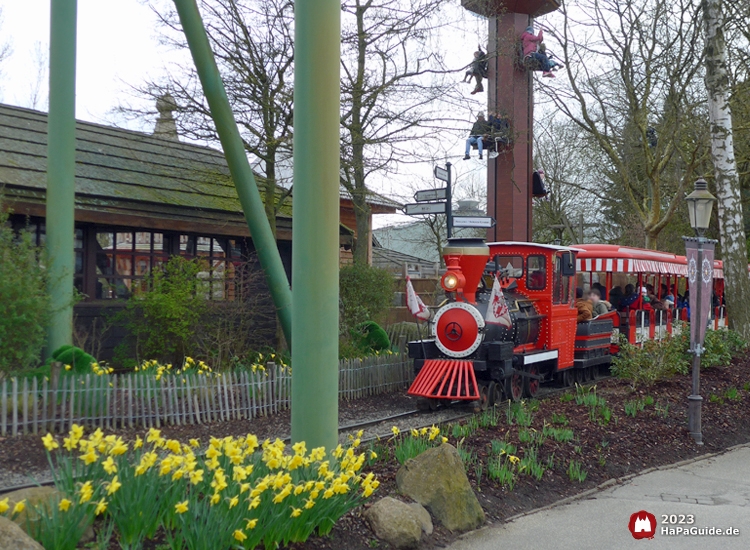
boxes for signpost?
[404,202,447,215]
[407,162,453,237]
[414,188,447,202]
[453,216,496,228]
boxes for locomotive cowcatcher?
[407,239,614,410]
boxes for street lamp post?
[684,178,717,445]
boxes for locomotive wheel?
[417,397,431,411]
[575,368,586,384]
[523,365,540,398]
[506,372,524,402]
[487,381,498,408]
[475,384,490,411]
[591,365,600,380]
[428,398,440,411]
[562,369,575,387]
[582,366,591,383]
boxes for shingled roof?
[0,103,279,237]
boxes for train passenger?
[618,284,640,311]
[575,287,593,322]
[588,289,610,317]
[464,112,491,160]
[609,286,623,309]
[521,26,555,78]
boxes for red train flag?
[486,275,512,327]
[406,276,430,320]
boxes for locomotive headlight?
[441,271,464,292]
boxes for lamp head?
[685,178,716,236]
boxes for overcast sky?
[0,1,556,229]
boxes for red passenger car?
[407,239,613,408]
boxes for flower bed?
[1,427,377,550]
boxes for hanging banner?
[684,237,716,346]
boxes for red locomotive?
[407,238,613,409]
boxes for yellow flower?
[189,438,199,448]
[391,426,400,436]
[441,436,448,444]
[411,428,419,437]
[58,498,72,512]
[102,456,117,474]
[70,424,84,440]
[246,518,258,529]
[80,449,98,465]
[63,437,77,451]
[249,496,261,510]
[233,529,247,542]
[64,364,72,371]
[0,498,8,514]
[189,469,204,485]
[508,454,520,464]
[107,476,122,495]
[363,484,375,497]
[228,496,239,509]
[42,433,59,451]
[175,500,189,514]
[369,450,378,460]
[210,493,220,505]
[146,428,162,443]
[304,497,316,509]
[134,436,143,449]
[95,499,107,516]
[291,507,302,518]
[79,481,93,503]
[12,500,25,515]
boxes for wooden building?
[0,103,399,357]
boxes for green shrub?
[339,263,394,338]
[612,328,748,389]
[0,208,49,373]
[115,256,208,364]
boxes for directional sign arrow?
[452,216,496,228]
[414,188,448,202]
[404,202,447,215]
[434,166,450,182]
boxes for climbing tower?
[462,0,560,242]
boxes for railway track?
[0,376,607,496]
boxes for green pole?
[46,0,78,356]
[173,0,292,344]
[291,0,341,450]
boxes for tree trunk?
[264,153,277,238]
[350,2,370,265]
[702,0,750,337]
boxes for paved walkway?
[447,445,750,550]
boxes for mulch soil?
[2,358,750,549]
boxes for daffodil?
[42,433,59,451]
[391,426,400,436]
[94,499,107,516]
[233,529,247,542]
[58,498,72,512]
[0,498,8,514]
[104,475,121,495]
[246,518,258,529]
[12,500,25,515]
[79,481,93,504]
[291,507,302,518]
[189,438,200,448]
[79,449,98,465]
[134,436,143,449]
[102,456,117,474]
[175,500,189,514]
[228,496,239,509]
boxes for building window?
[95,230,246,301]
[527,255,546,290]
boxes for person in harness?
[464,112,491,160]
[521,26,555,78]
[462,46,489,94]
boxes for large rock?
[364,497,423,549]
[407,502,433,536]
[2,486,58,529]
[396,443,485,532]
[3,486,94,543]
[0,516,43,550]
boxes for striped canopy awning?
[576,257,687,276]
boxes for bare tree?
[120,0,294,237]
[542,0,710,248]
[701,0,750,336]
[0,8,12,89]
[340,0,468,263]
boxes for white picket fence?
[0,354,413,436]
